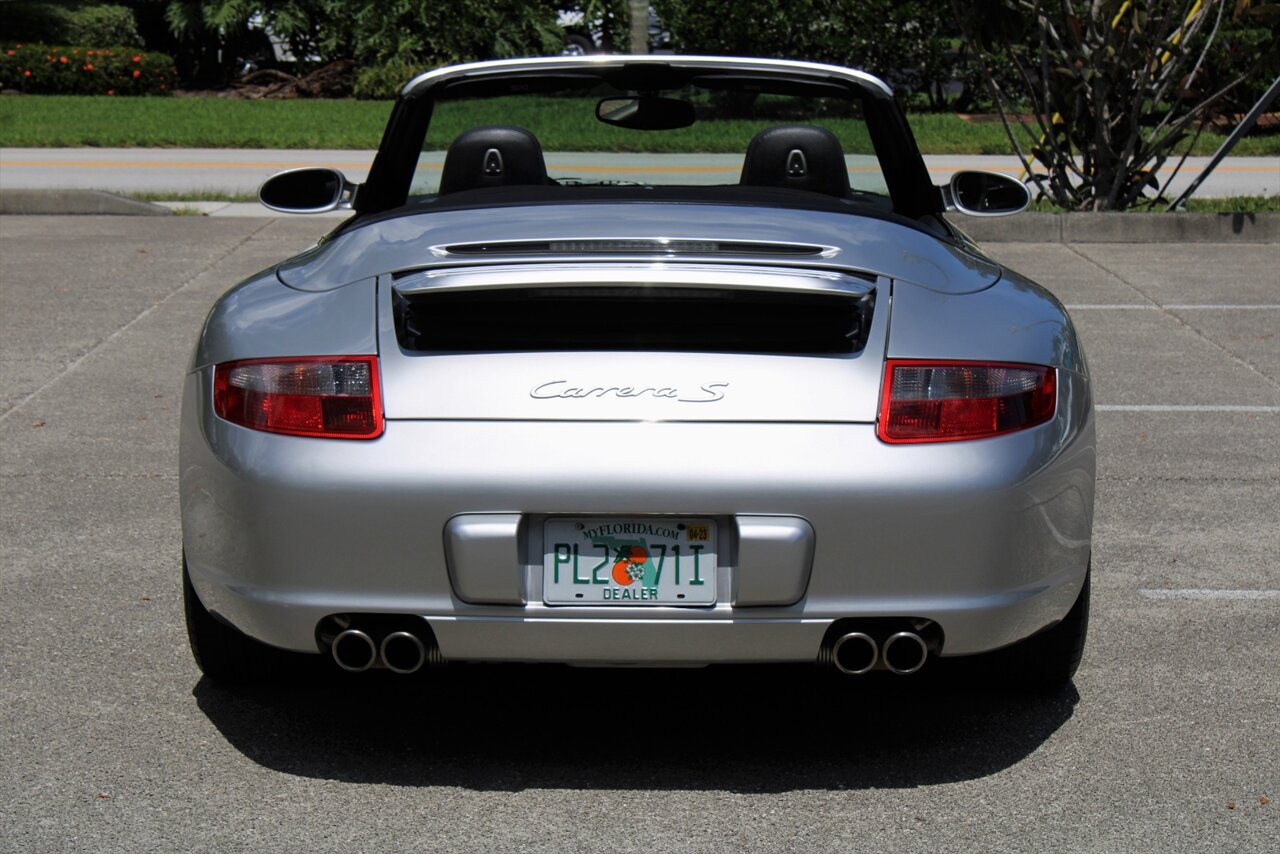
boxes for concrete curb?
[2,189,1276,240]
[0,189,172,216]
[959,211,1280,243]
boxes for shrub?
[0,44,177,95]
[652,0,960,108]
[352,59,432,100]
[3,3,143,47]
[1193,2,1280,125]
[65,5,143,47]
[159,0,562,92]
[955,0,1252,210]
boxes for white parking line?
[1139,589,1280,600]
[1096,404,1280,413]
[1066,304,1280,310]
[1165,305,1280,310]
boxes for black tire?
[183,558,279,683]
[997,565,1091,691]
[561,33,595,56]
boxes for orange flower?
[132,55,141,63]
[5,50,13,56]
[132,69,140,78]
[24,70,31,77]
[59,56,68,64]
[87,50,95,56]
[84,64,94,71]
[107,89,115,95]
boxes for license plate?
[543,517,717,605]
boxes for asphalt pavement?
[0,216,1277,851]
[1,147,1277,197]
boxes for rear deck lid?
[377,263,889,423]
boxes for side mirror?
[258,167,356,214]
[942,170,1030,217]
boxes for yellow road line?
[0,160,373,169]
[923,164,1275,174]
[0,160,1273,174]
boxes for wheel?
[183,557,278,683]
[560,33,594,56]
[997,565,1091,691]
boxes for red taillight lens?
[878,360,1056,444]
[213,356,383,439]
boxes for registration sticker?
[543,517,717,606]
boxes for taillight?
[213,356,383,439]
[878,360,1056,444]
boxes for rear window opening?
[393,285,874,356]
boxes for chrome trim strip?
[432,237,840,259]
[402,55,895,100]
[392,262,876,297]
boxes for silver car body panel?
[274,205,1001,295]
[180,358,1094,662]
[888,273,1088,374]
[194,273,378,368]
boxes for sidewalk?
[2,147,1276,197]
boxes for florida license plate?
[543,517,717,605]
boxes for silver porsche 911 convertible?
[180,55,1094,687]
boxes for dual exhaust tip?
[332,628,430,674]
[335,624,927,676]
[832,630,928,676]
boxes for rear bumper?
[180,368,1095,662]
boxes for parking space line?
[1139,589,1280,600]
[1096,404,1280,413]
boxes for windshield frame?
[357,55,939,220]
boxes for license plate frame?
[542,517,717,606]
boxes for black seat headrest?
[740,125,851,198]
[438,126,549,195]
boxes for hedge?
[3,3,143,48]
[0,44,176,96]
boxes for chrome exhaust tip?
[332,628,377,672]
[882,631,928,675]
[380,631,427,675]
[832,631,879,675]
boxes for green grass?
[1182,195,1280,212]
[135,188,1274,209]
[426,97,883,152]
[129,190,258,203]
[0,96,393,148]
[1029,195,1280,213]
[1,94,1275,155]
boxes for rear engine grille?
[394,286,874,355]
[436,239,831,257]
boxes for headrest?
[740,125,851,197]
[438,126,549,195]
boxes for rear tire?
[998,565,1090,691]
[183,557,278,683]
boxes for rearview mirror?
[259,167,355,214]
[596,96,696,131]
[943,170,1030,217]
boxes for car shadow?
[193,659,1078,793]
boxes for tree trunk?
[628,0,648,54]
